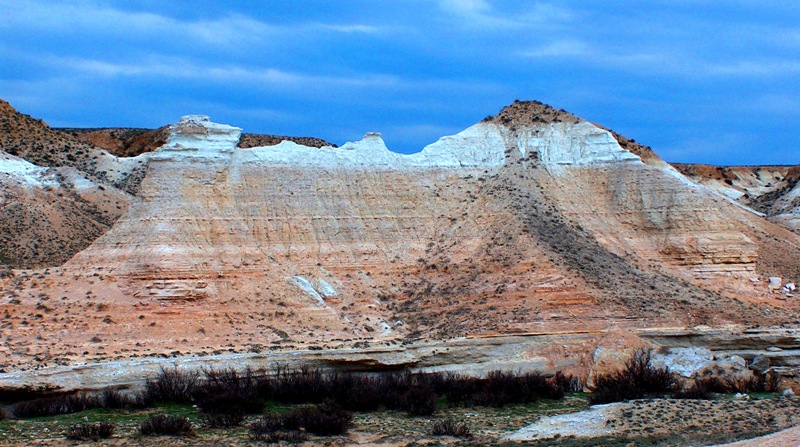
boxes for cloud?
[17,51,500,100]
[439,0,491,15]
[519,37,800,79]
[520,40,590,58]
[0,0,384,52]
[316,24,382,34]
[437,0,572,30]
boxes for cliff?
[1,99,799,385]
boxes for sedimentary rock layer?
[1,100,799,381]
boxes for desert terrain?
[1,98,800,445]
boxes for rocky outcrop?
[61,126,336,156]
[59,126,170,158]
[238,133,334,149]
[0,100,147,194]
[2,99,800,381]
[0,151,130,268]
[674,163,800,233]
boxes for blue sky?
[1,0,798,165]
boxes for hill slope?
[1,101,799,387]
[0,152,130,267]
[674,163,800,233]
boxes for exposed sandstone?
[1,100,800,393]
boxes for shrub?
[250,420,307,443]
[590,348,674,404]
[552,371,583,393]
[250,414,308,443]
[400,383,437,415]
[440,373,481,407]
[283,402,353,435]
[683,370,781,397]
[328,372,382,412]
[252,404,352,437]
[102,388,149,409]
[139,414,194,436]
[64,422,115,441]
[671,380,711,400]
[431,417,472,438]
[271,365,331,404]
[13,392,102,418]
[252,413,287,432]
[193,367,265,415]
[144,367,200,404]
[439,370,566,408]
[204,410,245,428]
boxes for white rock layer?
[0,152,56,187]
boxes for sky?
[1,0,798,165]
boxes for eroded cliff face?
[0,152,131,268]
[2,101,799,382]
[674,163,800,234]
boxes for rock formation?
[0,151,130,268]
[1,99,800,392]
[674,163,800,233]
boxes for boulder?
[696,355,751,381]
[651,347,714,378]
[749,355,771,374]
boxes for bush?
[431,417,472,438]
[671,381,711,400]
[327,372,383,412]
[271,365,331,404]
[400,382,437,415]
[284,402,353,435]
[680,370,781,398]
[144,367,200,404]
[250,414,308,443]
[139,414,194,436]
[251,413,287,433]
[552,371,583,393]
[251,403,352,437]
[13,392,102,418]
[204,410,245,428]
[193,367,265,415]
[64,422,115,441]
[250,418,307,443]
[438,370,568,408]
[102,388,149,409]
[590,348,674,404]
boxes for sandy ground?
[505,396,800,443]
[708,424,800,447]
[504,402,622,440]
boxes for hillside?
[1,100,799,396]
[60,127,336,157]
[673,163,800,232]
[0,100,148,194]
[0,152,130,267]
[58,127,170,158]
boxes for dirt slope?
[59,127,171,157]
[674,163,800,233]
[1,100,798,375]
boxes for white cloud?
[0,0,384,52]
[316,24,382,34]
[519,37,800,79]
[439,0,490,15]
[520,40,590,58]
